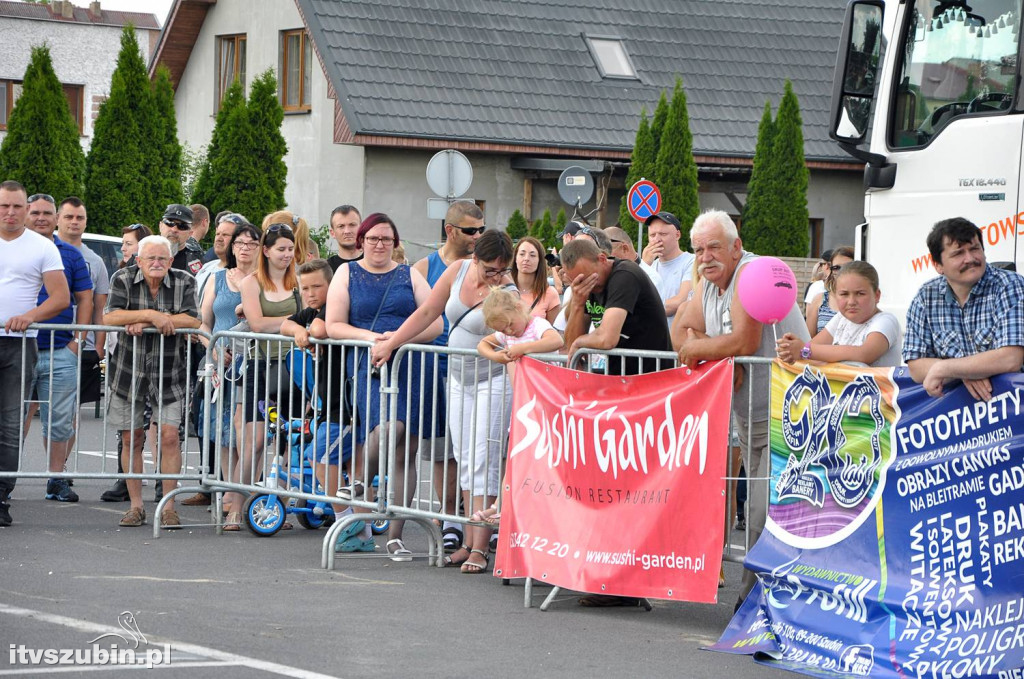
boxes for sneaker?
[119,507,146,527]
[735,518,747,531]
[0,494,11,527]
[101,480,130,502]
[160,509,182,529]
[45,479,79,503]
[181,493,211,506]
[333,520,367,549]
[336,536,375,553]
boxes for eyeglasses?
[219,214,246,226]
[609,238,626,245]
[365,236,395,247]
[164,219,191,231]
[448,224,486,236]
[233,240,259,250]
[481,266,512,278]
[266,223,293,235]
[28,193,55,205]
[830,264,843,272]
[140,256,171,264]
[126,223,147,233]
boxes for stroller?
[242,348,388,537]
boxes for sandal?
[386,538,413,562]
[470,506,500,526]
[460,549,489,574]
[443,545,470,567]
[223,510,242,532]
[442,526,463,552]
[335,481,365,501]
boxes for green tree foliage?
[767,80,810,256]
[194,71,287,221]
[0,46,85,200]
[151,66,183,221]
[739,101,777,255]
[529,209,556,251]
[555,208,567,241]
[654,77,699,245]
[179,143,206,204]
[506,209,528,241]
[192,80,244,211]
[649,91,669,162]
[84,27,161,234]
[617,109,655,246]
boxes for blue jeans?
[0,338,37,496]
[27,346,79,442]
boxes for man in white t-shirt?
[641,211,695,325]
[0,180,70,527]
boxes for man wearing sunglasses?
[159,204,204,276]
[411,199,485,551]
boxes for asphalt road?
[0,411,789,679]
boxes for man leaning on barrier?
[103,235,201,529]
[674,209,808,613]
[0,180,71,527]
[903,217,1024,401]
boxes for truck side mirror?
[830,1,884,144]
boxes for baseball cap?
[162,204,193,225]
[820,249,834,262]
[556,220,586,238]
[644,211,682,231]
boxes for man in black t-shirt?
[326,205,363,272]
[561,239,671,376]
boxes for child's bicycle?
[241,348,389,537]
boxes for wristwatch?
[800,342,812,360]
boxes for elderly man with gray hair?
[673,209,808,612]
[104,235,201,528]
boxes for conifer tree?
[0,45,85,200]
[84,27,160,233]
[618,108,655,245]
[506,208,528,241]
[767,80,810,256]
[654,77,700,244]
[150,66,183,222]
[241,69,287,219]
[739,101,777,255]
[529,209,556,251]
[649,91,669,165]
[192,79,244,213]
[555,208,567,242]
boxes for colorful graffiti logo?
[768,364,895,548]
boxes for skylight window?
[585,36,638,79]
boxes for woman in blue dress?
[325,213,442,559]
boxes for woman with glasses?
[511,236,560,324]
[325,214,441,558]
[372,229,515,573]
[196,224,260,525]
[227,222,302,530]
[119,223,152,268]
[806,246,854,337]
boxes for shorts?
[78,350,102,404]
[107,392,183,431]
[236,358,306,424]
[27,346,79,441]
[304,422,354,466]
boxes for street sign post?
[627,178,661,252]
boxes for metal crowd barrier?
[7,323,210,534]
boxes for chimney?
[89,1,101,17]
[62,0,74,19]
[49,0,62,16]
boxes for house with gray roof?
[152,0,864,259]
[0,0,161,149]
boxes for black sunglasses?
[266,223,293,235]
[164,219,191,231]
[126,223,147,232]
[28,193,55,205]
[449,224,486,236]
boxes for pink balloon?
[737,256,798,324]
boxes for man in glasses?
[56,197,109,431]
[22,193,94,503]
[195,213,247,302]
[159,204,204,276]
[327,205,363,271]
[411,199,485,552]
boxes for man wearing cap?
[642,211,695,324]
[160,204,204,276]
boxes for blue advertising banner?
[710,362,1024,678]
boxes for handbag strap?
[450,282,517,334]
[368,267,399,333]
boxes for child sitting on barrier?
[776,260,902,367]
[470,289,564,530]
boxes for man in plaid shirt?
[904,217,1024,401]
[104,235,201,528]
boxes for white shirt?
[824,311,903,367]
[195,259,224,305]
[805,279,826,305]
[0,229,64,337]
[652,250,695,326]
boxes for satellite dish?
[426,150,473,198]
[557,166,594,207]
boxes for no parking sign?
[627,179,661,222]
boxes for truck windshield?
[890,0,1021,148]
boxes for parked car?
[81,233,123,280]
